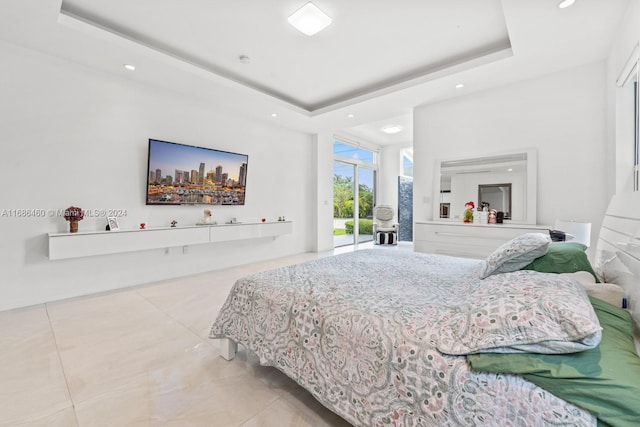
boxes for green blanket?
[467,297,640,427]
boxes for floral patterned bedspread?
[210,250,598,426]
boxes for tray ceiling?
[60,0,511,112]
[0,0,631,144]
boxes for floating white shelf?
[48,221,292,260]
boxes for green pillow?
[467,297,640,427]
[522,241,600,282]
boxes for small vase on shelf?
[63,205,84,233]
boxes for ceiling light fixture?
[381,125,403,134]
[288,2,332,36]
[123,64,136,71]
[347,114,354,118]
[455,83,465,89]
[271,113,278,117]
[558,0,575,9]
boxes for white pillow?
[561,271,626,307]
[478,233,551,279]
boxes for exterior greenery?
[344,219,373,235]
[333,174,374,219]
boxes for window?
[617,44,639,192]
[401,148,413,177]
[333,140,376,164]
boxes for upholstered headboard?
[594,192,640,336]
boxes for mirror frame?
[433,149,537,225]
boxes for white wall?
[414,62,608,245]
[0,41,315,311]
[312,132,335,252]
[378,143,411,217]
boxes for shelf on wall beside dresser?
[48,221,292,260]
[414,221,551,259]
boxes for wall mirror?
[478,183,512,219]
[434,149,537,224]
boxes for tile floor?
[0,242,411,427]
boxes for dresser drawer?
[414,222,550,259]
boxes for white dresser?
[414,221,551,259]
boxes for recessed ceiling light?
[507,168,513,172]
[558,0,575,8]
[288,2,332,36]
[455,83,465,89]
[381,125,403,134]
[347,114,354,118]
[271,113,278,117]
[123,64,136,71]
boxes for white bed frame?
[219,337,237,360]
[218,192,640,359]
[593,192,640,352]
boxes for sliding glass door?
[333,140,377,248]
[358,167,375,244]
[333,161,356,247]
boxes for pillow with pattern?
[478,232,551,279]
[438,270,602,355]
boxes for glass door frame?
[333,159,377,248]
[333,160,359,247]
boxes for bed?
[210,193,640,426]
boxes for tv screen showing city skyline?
[146,139,248,206]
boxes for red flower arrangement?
[64,206,84,222]
[64,206,84,233]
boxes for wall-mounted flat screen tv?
[146,139,248,205]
